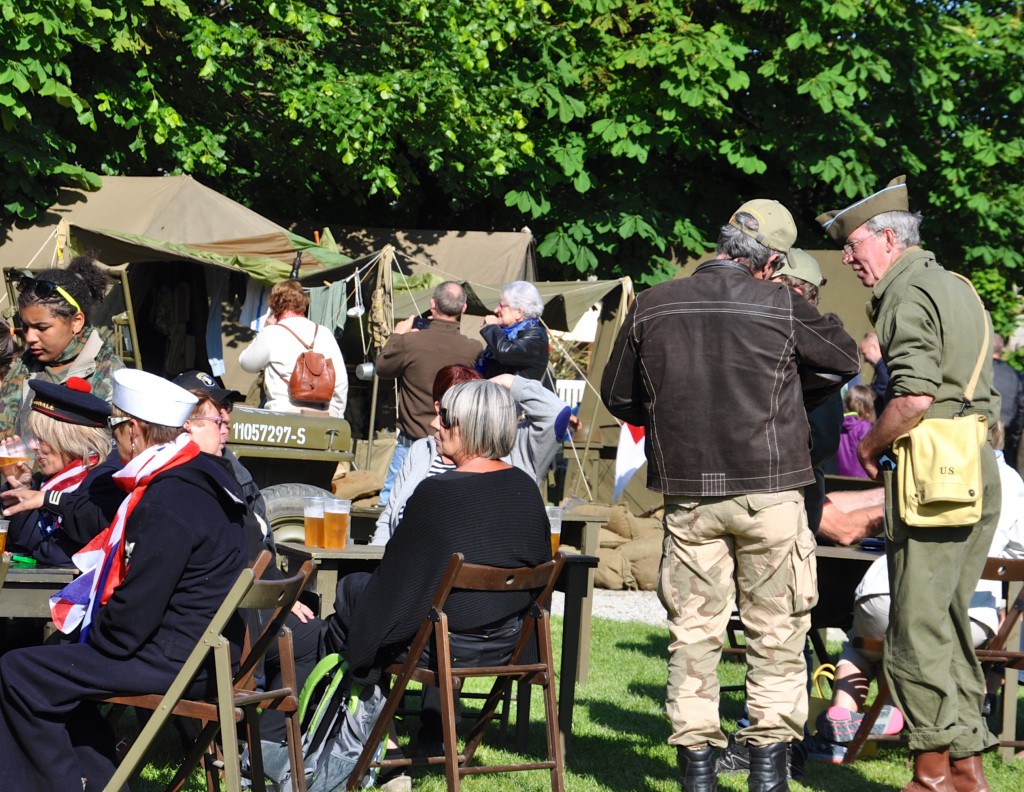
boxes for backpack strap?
[274,320,315,351]
[266,321,316,383]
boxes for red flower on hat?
[66,376,93,394]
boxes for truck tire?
[262,482,335,545]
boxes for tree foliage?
[2,1,1022,325]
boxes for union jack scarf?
[49,434,199,641]
[35,458,91,539]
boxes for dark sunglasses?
[17,275,82,313]
[439,407,454,429]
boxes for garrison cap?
[816,175,909,242]
[728,199,797,255]
[29,377,111,428]
[774,248,826,287]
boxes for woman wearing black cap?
[0,256,124,439]
[1,377,122,566]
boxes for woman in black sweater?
[324,379,552,681]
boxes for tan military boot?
[902,749,953,792]
[949,754,991,792]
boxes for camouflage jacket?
[0,328,124,438]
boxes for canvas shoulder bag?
[892,272,989,528]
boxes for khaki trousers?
[659,490,817,749]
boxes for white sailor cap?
[112,369,198,428]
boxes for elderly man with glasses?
[817,176,1001,792]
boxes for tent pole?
[363,245,396,471]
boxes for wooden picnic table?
[301,509,606,684]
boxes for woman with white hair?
[323,380,551,707]
[324,380,552,753]
[477,280,551,383]
[0,369,249,791]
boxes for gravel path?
[550,588,668,626]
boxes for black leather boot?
[677,745,718,792]
[748,743,789,792]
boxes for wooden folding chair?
[844,556,1024,764]
[347,551,566,792]
[974,557,1024,760]
[101,551,314,792]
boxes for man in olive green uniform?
[817,176,1000,792]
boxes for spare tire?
[262,482,335,545]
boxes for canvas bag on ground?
[892,272,991,528]
[253,653,386,791]
[271,324,336,404]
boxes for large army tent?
[333,226,536,285]
[0,175,350,296]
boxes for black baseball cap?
[172,370,243,405]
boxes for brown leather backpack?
[271,324,336,405]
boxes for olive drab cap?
[774,248,826,287]
[816,175,909,242]
[728,199,798,254]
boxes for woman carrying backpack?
[239,280,348,417]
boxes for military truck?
[2,253,355,543]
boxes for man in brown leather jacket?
[375,281,482,504]
[602,200,859,792]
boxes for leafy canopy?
[2,1,1021,326]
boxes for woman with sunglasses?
[323,380,552,753]
[0,256,124,439]
[371,364,576,545]
[0,378,122,566]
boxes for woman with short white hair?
[477,280,551,383]
[323,380,552,751]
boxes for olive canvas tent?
[333,226,537,285]
[0,175,356,383]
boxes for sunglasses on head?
[439,407,454,429]
[17,275,82,314]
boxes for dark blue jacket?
[8,452,122,567]
[88,452,248,662]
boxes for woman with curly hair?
[0,256,124,438]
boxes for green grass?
[131,616,1024,790]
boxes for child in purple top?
[835,385,876,478]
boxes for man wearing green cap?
[603,202,858,792]
[817,177,1001,792]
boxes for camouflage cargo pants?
[659,490,817,749]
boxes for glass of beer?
[303,497,325,548]
[0,438,32,476]
[324,498,351,550]
[546,506,564,556]
[0,519,9,555]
